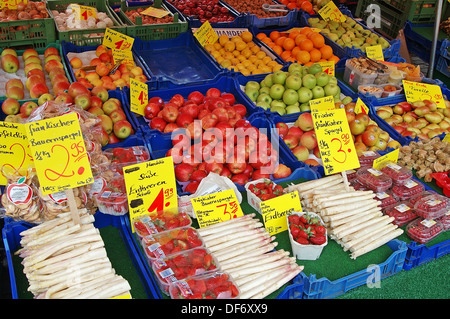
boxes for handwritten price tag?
[312,108,360,175]
[193,20,218,47]
[130,78,148,116]
[309,96,335,113]
[71,4,97,21]
[260,191,302,236]
[366,45,384,61]
[103,28,134,51]
[373,149,399,170]
[141,7,170,18]
[0,0,27,10]
[0,122,34,185]
[354,97,369,114]
[318,1,346,22]
[25,113,93,195]
[403,80,446,109]
[112,48,134,67]
[317,61,335,76]
[191,189,244,228]
[123,156,177,232]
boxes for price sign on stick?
[103,28,134,51]
[25,113,93,224]
[318,1,346,22]
[72,4,97,20]
[0,121,34,185]
[312,108,360,175]
[260,191,302,236]
[112,48,134,67]
[366,45,384,61]
[354,97,369,114]
[403,80,446,109]
[123,156,177,232]
[130,78,148,115]
[193,20,218,47]
[373,149,399,170]
[191,189,244,228]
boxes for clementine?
[275,36,287,47]
[299,38,314,52]
[310,49,321,62]
[283,38,295,51]
[311,33,325,48]
[296,50,310,64]
[269,31,280,42]
[319,45,333,59]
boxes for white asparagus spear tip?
[215,241,277,263]
[206,231,269,253]
[227,257,296,279]
[197,218,259,237]
[313,190,374,205]
[234,263,294,287]
[237,263,299,293]
[343,223,397,250]
[350,228,404,259]
[292,174,342,191]
[321,199,379,215]
[332,215,391,239]
[221,250,289,272]
[202,227,267,248]
[330,211,383,235]
[316,194,376,209]
[328,208,381,228]
[212,235,274,257]
[197,214,255,232]
[322,202,380,221]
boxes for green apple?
[328,76,338,85]
[297,87,313,104]
[285,75,302,91]
[257,93,272,105]
[256,101,270,110]
[245,87,259,102]
[269,83,285,101]
[312,86,325,99]
[262,74,274,87]
[315,72,329,87]
[324,82,340,97]
[272,70,287,85]
[259,86,270,95]
[308,63,322,75]
[282,89,299,106]
[300,103,311,112]
[288,62,302,74]
[286,104,301,114]
[342,96,353,104]
[245,81,260,92]
[271,99,286,109]
[302,74,317,90]
[271,105,286,115]
[301,67,309,77]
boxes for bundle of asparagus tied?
[16,210,132,299]
[198,214,304,299]
[286,174,403,259]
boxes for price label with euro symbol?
[318,1,346,22]
[403,80,446,109]
[103,28,134,51]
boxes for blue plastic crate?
[300,239,407,299]
[132,32,226,89]
[276,276,305,299]
[2,211,161,299]
[300,7,401,59]
[404,21,445,63]
[123,73,264,131]
[436,54,450,78]
[403,239,450,271]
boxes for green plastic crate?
[0,9,56,50]
[111,0,188,41]
[47,0,127,46]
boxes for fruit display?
[256,27,340,65]
[167,0,235,23]
[406,218,443,244]
[0,1,49,22]
[169,271,240,299]
[413,194,450,220]
[287,211,327,246]
[68,44,148,90]
[49,4,115,31]
[222,0,292,19]
[376,100,450,140]
[133,209,192,238]
[95,173,128,216]
[244,62,350,115]
[203,31,283,75]
[307,15,390,52]
[383,202,417,227]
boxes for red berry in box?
[375,191,398,209]
[383,202,417,227]
[413,194,450,220]
[356,167,393,193]
[380,162,413,186]
[406,218,443,244]
[358,151,380,167]
[391,180,425,201]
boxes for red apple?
[68,81,90,98]
[275,122,289,137]
[233,103,247,118]
[175,163,195,182]
[150,117,167,132]
[1,98,20,115]
[161,105,179,123]
[272,164,292,179]
[190,169,207,183]
[299,131,317,150]
[113,120,132,139]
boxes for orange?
[310,33,325,48]
[262,37,272,45]
[294,34,307,46]
[300,27,312,35]
[291,46,301,57]
[301,1,313,12]
[319,45,333,59]
[310,48,321,62]
[267,42,276,49]
[275,36,287,47]
[282,38,295,51]
[296,50,310,64]
[280,50,292,61]
[329,55,341,64]
[305,61,314,67]
[256,33,267,41]
[287,2,297,10]
[299,38,314,52]
[289,30,300,40]
[304,159,320,166]
[319,58,327,62]
[240,31,253,43]
[272,45,283,56]
[269,31,280,42]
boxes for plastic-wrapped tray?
[414,194,450,220]
[409,190,438,206]
[102,145,150,172]
[95,174,128,216]
[358,151,381,167]
[436,213,450,230]
[391,180,425,201]
[133,208,192,238]
[152,247,220,295]
[356,167,393,193]
[375,191,398,209]
[380,162,413,186]
[406,218,443,244]
[381,83,403,98]
[384,202,417,227]
[169,271,240,299]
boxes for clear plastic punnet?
[406,218,443,244]
[356,167,393,193]
[133,208,192,239]
[358,151,381,167]
[375,191,398,209]
[391,180,425,201]
[383,201,417,227]
[379,161,413,186]
[95,174,128,216]
[413,194,450,220]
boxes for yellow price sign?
[112,48,134,67]
[260,191,302,236]
[312,108,360,175]
[191,189,244,228]
[366,45,384,61]
[71,4,97,21]
[403,80,446,109]
[141,7,170,18]
[354,97,369,114]
[317,61,335,76]
[103,28,134,51]
[0,0,27,9]
[123,156,177,232]
[130,78,148,115]
[193,20,218,47]
[24,113,93,195]
[0,122,34,185]
[318,1,346,22]
[373,149,399,170]
[309,95,335,113]
[443,133,450,143]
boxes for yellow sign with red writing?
[130,78,148,116]
[123,156,178,232]
[112,48,134,67]
[403,80,446,109]
[193,20,218,47]
[309,96,335,113]
[103,28,134,51]
[318,1,346,22]
[0,122,34,185]
[191,189,244,228]
[354,97,369,114]
[24,113,93,195]
[71,4,97,21]
[312,108,360,175]
[317,61,335,76]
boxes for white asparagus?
[343,223,397,251]
[196,214,256,235]
[330,210,383,234]
[197,218,260,238]
[214,240,277,263]
[312,190,374,206]
[237,264,299,293]
[218,244,280,268]
[20,223,81,248]
[206,231,270,253]
[289,174,342,192]
[331,215,390,239]
[224,253,293,275]
[328,208,382,228]
[199,222,264,242]
[341,216,396,242]
[316,194,376,210]
[202,227,266,248]
[322,201,380,221]
[321,199,379,215]
[350,228,404,259]
[72,276,131,299]
[213,236,276,259]
[221,250,289,272]
[227,257,296,279]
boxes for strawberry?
[288,214,300,225]
[310,235,326,245]
[315,225,326,235]
[296,237,310,245]
[299,214,309,225]
[290,224,301,239]
[297,227,310,239]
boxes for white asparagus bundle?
[327,208,381,228]
[350,228,404,259]
[218,244,280,269]
[287,174,342,194]
[196,214,256,236]
[315,194,376,210]
[226,256,296,279]
[236,263,298,293]
[340,216,396,243]
[213,236,277,263]
[202,226,266,248]
[312,190,374,206]
[320,198,379,215]
[331,215,391,239]
[199,221,264,243]
[207,231,270,254]
[343,223,397,250]
[345,224,398,252]
[321,202,380,221]
[220,250,289,272]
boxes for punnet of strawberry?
[247,178,285,201]
[406,218,443,244]
[288,211,327,246]
[142,227,204,263]
[133,209,192,238]
[95,174,128,216]
[104,146,150,166]
[379,162,413,186]
[413,194,450,220]
[356,167,393,193]
[169,272,240,299]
